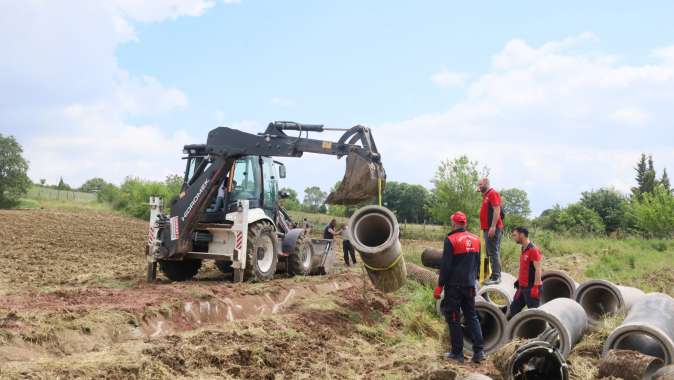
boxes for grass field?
[16,186,115,213]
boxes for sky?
[2,1,674,215]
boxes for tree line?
[1,133,673,238]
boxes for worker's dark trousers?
[483,229,502,279]
[343,240,357,266]
[442,286,484,355]
[508,287,541,318]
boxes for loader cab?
[180,144,286,221]
[228,155,285,219]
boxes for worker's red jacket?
[438,229,481,288]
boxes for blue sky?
[2,1,674,215]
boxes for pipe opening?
[464,309,502,349]
[511,319,565,352]
[578,287,620,320]
[354,213,392,248]
[541,277,573,303]
[482,290,509,314]
[511,345,567,380]
[614,332,667,362]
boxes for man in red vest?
[478,178,504,285]
[433,211,485,364]
[509,226,543,318]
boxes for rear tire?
[244,221,278,282]
[158,259,202,281]
[288,233,313,276]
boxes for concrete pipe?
[573,279,645,324]
[421,248,442,269]
[500,341,569,380]
[478,272,517,315]
[540,270,578,304]
[405,263,438,288]
[603,293,674,365]
[435,294,508,355]
[348,206,406,293]
[507,298,587,358]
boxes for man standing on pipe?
[433,211,485,363]
[509,227,543,318]
[478,178,504,285]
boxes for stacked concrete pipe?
[573,279,645,324]
[603,293,674,365]
[421,248,442,269]
[506,297,588,358]
[540,270,578,304]
[348,206,406,293]
[478,272,517,315]
[434,293,507,355]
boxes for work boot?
[471,351,486,363]
[483,276,500,285]
[444,352,464,363]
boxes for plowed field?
[0,209,489,379]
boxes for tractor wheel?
[158,259,202,281]
[288,233,313,276]
[215,261,233,274]
[244,221,278,282]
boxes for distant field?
[27,186,97,202]
[17,186,113,213]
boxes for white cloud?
[0,1,223,186]
[431,69,467,87]
[377,34,674,214]
[610,107,651,126]
[110,0,216,22]
[269,97,296,107]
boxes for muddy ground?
[0,209,495,379]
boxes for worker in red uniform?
[433,211,485,364]
[478,178,504,285]
[509,226,543,318]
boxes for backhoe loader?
[146,121,385,282]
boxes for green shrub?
[97,175,183,219]
[631,185,674,238]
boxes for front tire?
[159,259,202,281]
[244,222,278,282]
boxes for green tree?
[533,206,563,231]
[632,185,674,238]
[0,134,31,207]
[500,188,531,217]
[56,177,71,190]
[383,181,431,223]
[580,188,628,233]
[632,154,653,200]
[302,186,326,212]
[430,155,488,230]
[660,168,671,192]
[79,177,108,193]
[39,179,46,186]
[279,187,301,210]
[500,188,531,231]
[557,203,605,235]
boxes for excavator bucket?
[326,152,386,205]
